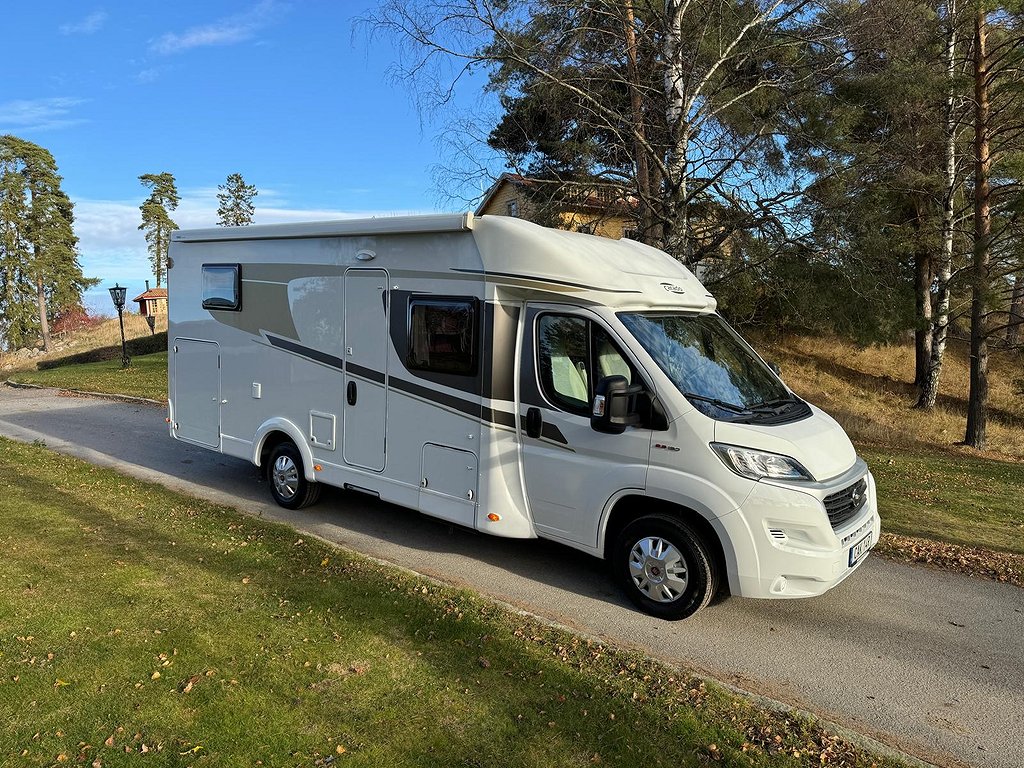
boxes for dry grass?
[754,333,1024,461]
[1,314,167,373]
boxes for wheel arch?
[252,418,315,481]
[600,494,734,597]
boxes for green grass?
[7,351,167,401]
[863,445,1024,556]
[0,437,903,768]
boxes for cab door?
[518,306,652,547]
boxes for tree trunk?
[913,243,933,391]
[35,273,51,353]
[1006,274,1023,346]
[965,10,990,449]
[623,1,653,243]
[917,0,959,410]
[663,0,691,264]
[155,224,164,287]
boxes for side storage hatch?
[418,443,478,528]
[172,338,221,448]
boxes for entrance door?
[343,269,389,471]
[172,338,221,448]
[519,306,651,547]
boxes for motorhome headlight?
[710,443,814,482]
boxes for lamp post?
[108,283,130,368]
[145,314,156,335]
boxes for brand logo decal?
[654,443,680,452]
[661,282,686,294]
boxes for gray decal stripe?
[390,376,479,419]
[450,268,643,294]
[266,334,345,370]
[263,333,568,444]
[346,362,386,385]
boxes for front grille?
[824,477,868,528]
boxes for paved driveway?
[0,385,1021,768]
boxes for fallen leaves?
[876,533,1024,587]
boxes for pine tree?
[138,172,179,288]
[0,135,96,352]
[216,173,257,227]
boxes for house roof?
[474,173,531,216]
[132,287,168,302]
[475,173,636,217]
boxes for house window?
[576,221,596,235]
[622,228,639,241]
[408,298,478,375]
[201,264,241,311]
[506,199,519,217]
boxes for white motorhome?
[167,213,879,619]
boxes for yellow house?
[475,174,638,240]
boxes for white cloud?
[0,97,87,132]
[74,191,420,284]
[150,0,284,56]
[59,10,108,36]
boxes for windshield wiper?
[683,392,749,414]
[750,396,798,411]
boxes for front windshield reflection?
[618,312,790,418]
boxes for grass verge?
[6,351,167,401]
[863,445,1024,556]
[0,437,906,768]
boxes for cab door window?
[536,314,638,416]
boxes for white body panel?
[168,213,878,603]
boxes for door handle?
[525,407,543,439]
[347,381,357,406]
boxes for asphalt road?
[1,385,1021,768]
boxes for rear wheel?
[268,442,321,509]
[613,514,717,620]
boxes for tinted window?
[201,264,241,311]
[408,299,477,375]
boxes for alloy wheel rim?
[272,455,299,500]
[628,536,688,603]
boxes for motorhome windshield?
[618,312,806,423]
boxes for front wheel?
[268,442,322,510]
[613,514,717,620]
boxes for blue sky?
[1,2,500,314]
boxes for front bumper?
[724,460,880,599]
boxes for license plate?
[848,532,873,567]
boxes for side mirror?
[591,375,642,434]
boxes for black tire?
[613,514,717,620]
[267,441,322,510]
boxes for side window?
[537,315,590,415]
[537,315,640,416]
[201,264,241,311]
[408,298,477,375]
